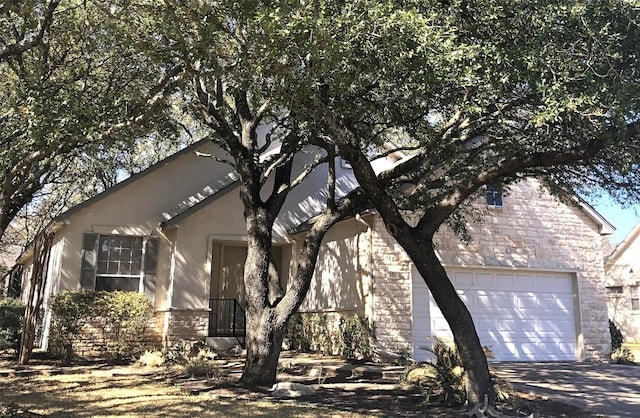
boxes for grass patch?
[0,369,367,418]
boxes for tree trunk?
[241,308,284,386]
[19,232,53,365]
[240,210,284,386]
[395,231,495,406]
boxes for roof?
[576,198,616,236]
[53,138,210,223]
[160,174,240,228]
[606,221,640,267]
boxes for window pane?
[633,299,640,311]
[96,235,144,278]
[486,185,503,207]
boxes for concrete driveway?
[493,362,640,417]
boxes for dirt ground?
[0,351,599,418]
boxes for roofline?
[160,180,240,229]
[607,221,640,267]
[53,138,211,223]
[576,197,616,235]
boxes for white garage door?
[411,269,578,362]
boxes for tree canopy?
[2,0,639,406]
[0,0,185,240]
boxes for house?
[13,140,614,362]
[605,222,640,356]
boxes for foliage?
[610,319,624,351]
[0,0,185,243]
[0,298,25,351]
[341,315,376,362]
[284,313,342,355]
[251,0,640,403]
[165,339,215,364]
[284,313,375,360]
[49,291,153,362]
[405,337,466,406]
[165,339,221,379]
[611,346,635,364]
[102,291,155,358]
[138,350,165,367]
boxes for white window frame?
[95,235,148,293]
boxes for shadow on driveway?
[493,362,640,418]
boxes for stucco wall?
[296,217,372,314]
[50,141,235,305]
[371,179,612,360]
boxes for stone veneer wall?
[53,315,162,357]
[161,309,209,345]
[370,179,611,360]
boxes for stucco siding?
[297,217,371,313]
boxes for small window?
[631,285,640,311]
[486,184,503,207]
[96,235,144,292]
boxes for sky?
[591,197,640,244]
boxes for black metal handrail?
[209,298,246,347]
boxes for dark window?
[95,235,143,292]
[631,285,640,311]
[486,184,503,207]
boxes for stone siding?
[160,309,210,346]
[50,315,162,357]
[370,179,611,360]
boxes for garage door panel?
[412,269,577,362]
[453,272,474,287]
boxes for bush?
[405,337,466,406]
[341,315,376,362]
[50,291,153,362]
[0,298,25,352]
[165,340,222,379]
[138,350,165,367]
[610,319,624,351]
[611,346,635,364]
[104,291,154,358]
[284,313,375,360]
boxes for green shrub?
[104,291,154,358]
[284,313,311,352]
[0,298,25,351]
[610,319,624,351]
[50,291,153,362]
[341,315,375,362]
[284,313,375,359]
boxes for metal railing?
[208,298,246,347]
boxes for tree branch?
[0,1,60,62]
